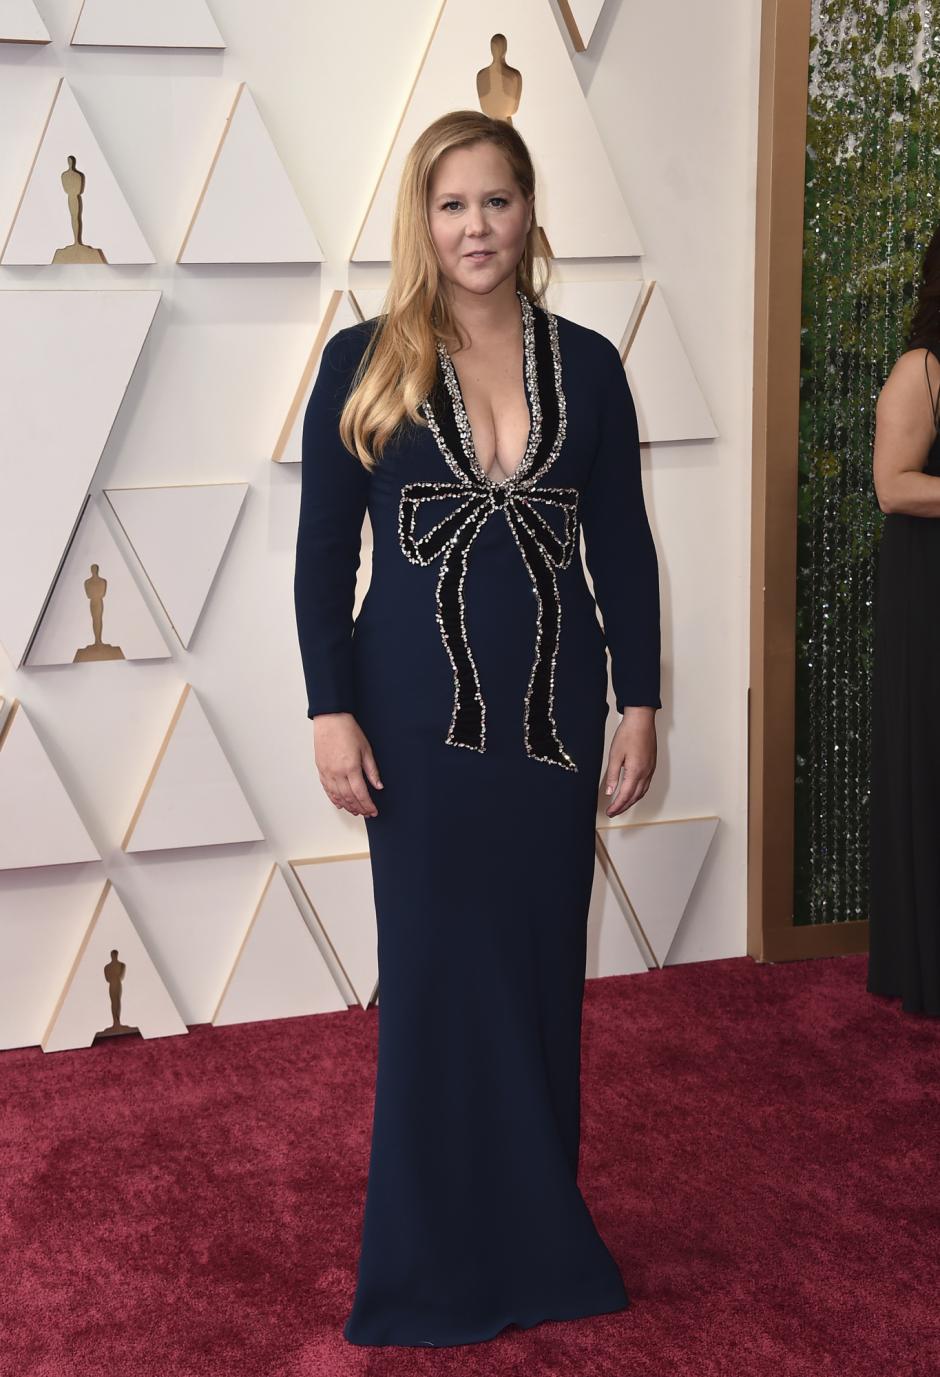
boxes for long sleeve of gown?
[293,329,370,719]
[580,338,662,712]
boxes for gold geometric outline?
[271,290,347,463]
[594,814,721,968]
[104,480,248,647]
[1,2,50,45]
[593,830,657,969]
[42,876,113,1049]
[209,860,347,1023]
[69,0,225,49]
[40,875,188,1051]
[1,76,63,262]
[177,81,321,264]
[0,76,154,264]
[120,681,263,853]
[288,853,378,1008]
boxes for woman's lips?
[465,251,494,259]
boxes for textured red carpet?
[0,953,937,1377]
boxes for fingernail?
[605,784,612,795]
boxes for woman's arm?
[580,337,662,715]
[293,328,370,719]
[872,347,940,516]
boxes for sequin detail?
[397,290,579,771]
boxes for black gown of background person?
[868,344,940,1017]
[294,289,662,1345]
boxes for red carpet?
[0,953,937,1376]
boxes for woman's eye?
[441,198,509,211]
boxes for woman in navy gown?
[294,111,662,1346]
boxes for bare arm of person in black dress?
[580,338,662,819]
[873,346,940,516]
[294,329,381,819]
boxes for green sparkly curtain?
[795,0,940,923]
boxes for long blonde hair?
[339,110,553,471]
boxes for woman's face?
[426,142,533,298]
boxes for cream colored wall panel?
[347,286,387,324]
[105,482,248,647]
[558,0,606,52]
[111,850,275,1024]
[624,283,718,444]
[122,683,264,853]
[1,78,155,264]
[71,0,224,49]
[43,879,188,1052]
[0,699,100,870]
[543,279,644,353]
[213,863,347,1026]
[0,869,103,1050]
[586,846,649,977]
[0,0,49,43]
[352,0,643,261]
[273,291,363,465]
[0,289,161,667]
[178,83,324,265]
[598,816,720,967]
[291,853,377,1008]
[26,496,171,666]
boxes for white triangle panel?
[291,854,377,1008]
[0,0,49,42]
[26,496,171,665]
[71,0,225,48]
[273,292,365,465]
[624,283,718,443]
[123,684,264,853]
[353,0,642,262]
[105,483,247,646]
[0,869,104,1051]
[213,864,347,1025]
[2,78,155,265]
[43,880,188,1051]
[0,289,161,668]
[586,846,649,977]
[558,0,606,52]
[543,279,645,353]
[597,817,719,966]
[179,83,323,264]
[0,699,101,870]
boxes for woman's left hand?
[601,706,657,818]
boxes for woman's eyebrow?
[434,187,514,199]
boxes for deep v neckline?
[437,289,539,489]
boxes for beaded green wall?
[795,0,940,922]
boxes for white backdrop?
[0,0,761,1050]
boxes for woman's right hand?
[312,713,383,816]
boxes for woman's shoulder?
[325,315,383,366]
[879,345,940,410]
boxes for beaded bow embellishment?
[397,290,580,771]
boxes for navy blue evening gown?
[294,289,661,1346]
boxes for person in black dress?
[293,111,662,1345]
[868,225,940,1017]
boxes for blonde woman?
[294,111,661,1346]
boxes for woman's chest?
[448,350,531,482]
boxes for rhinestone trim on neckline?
[436,289,541,489]
[397,289,579,771]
